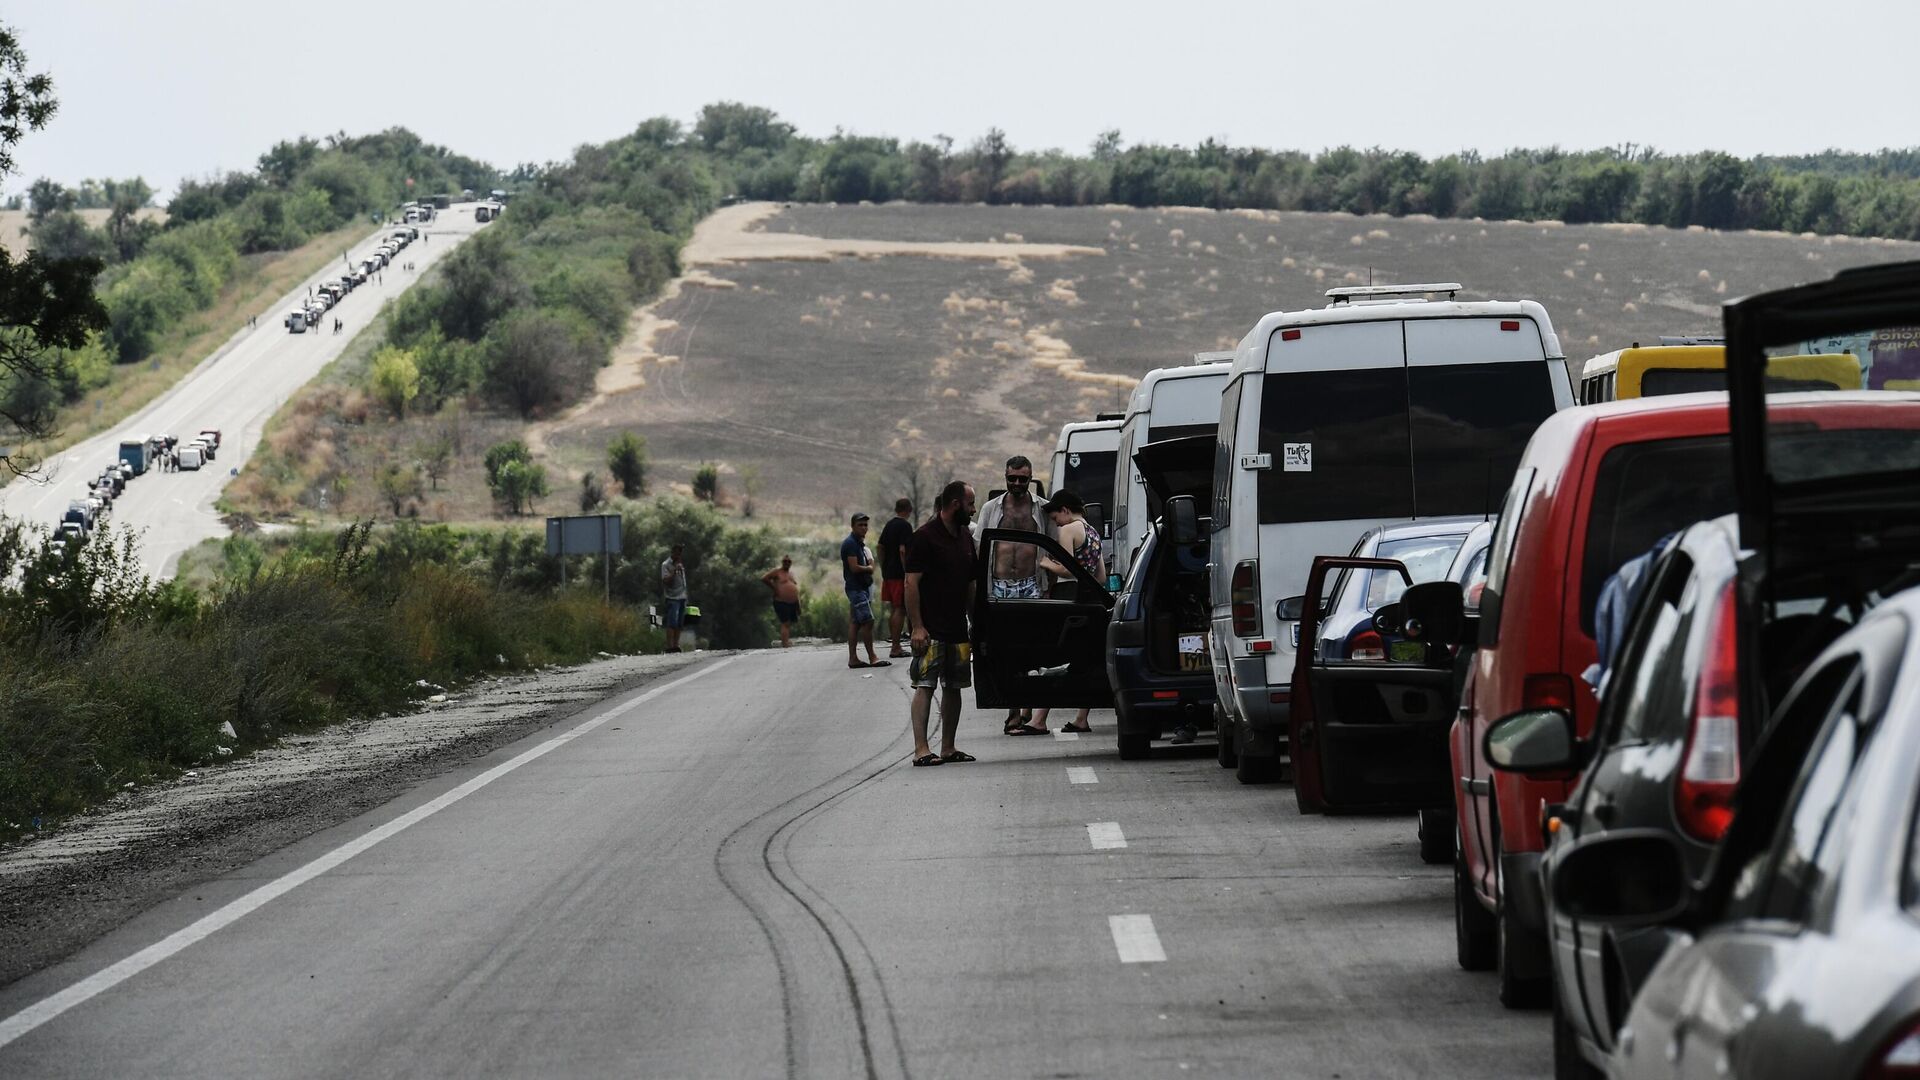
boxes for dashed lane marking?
[1109,915,1166,963]
[1052,730,1080,740]
[1067,766,1098,785]
[0,656,737,1050]
[1087,822,1127,850]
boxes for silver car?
[1537,585,1920,1079]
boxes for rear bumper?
[1231,654,1287,759]
[1109,645,1214,735]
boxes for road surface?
[0,648,1546,1078]
[0,205,492,577]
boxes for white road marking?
[1052,730,1080,740]
[1067,766,1098,784]
[1087,822,1127,850]
[1109,914,1166,963]
[0,656,736,1049]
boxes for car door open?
[972,528,1115,709]
[1289,555,1461,814]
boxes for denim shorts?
[847,588,874,625]
[663,598,687,628]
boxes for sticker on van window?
[1283,443,1313,472]
[1068,453,1081,468]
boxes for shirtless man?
[761,555,801,647]
[975,455,1056,734]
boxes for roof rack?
[1656,335,1724,346]
[1094,412,1124,422]
[1325,282,1463,304]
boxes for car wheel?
[1235,751,1280,785]
[1454,841,1496,971]
[1117,732,1150,760]
[1497,902,1551,1009]
[1553,981,1604,1080]
[1215,707,1237,769]
[1418,809,1453,865]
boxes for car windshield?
[1363,534,1468,609]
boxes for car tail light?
[1677,579,1741,843]
[1865,1016,1920,1079]
[1522,673,1574,711]
[1280,328,1302,341]
[1350,630,1385,661]
[1500,320,1521,331]
[1231,561,1261,638]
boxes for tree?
[579,471,606,512]
[483,439,531,488]
[376,462,423,517]
[694,102,794,154]
[368,346,421,419]
[1091,129,1123,163]
[0,24,108,469]
[692,463,719,504]
[480,308,599,418]
[606,432,648,497]
[416,432,452,490]
[492,458,548,515]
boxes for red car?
[1451,393,1754,1008]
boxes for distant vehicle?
[1313,519,1478,663]
[117,435,153,475]
[56,521,85,546]
[1209,282,1573,787]
[112,462,133,482]
[64,500,95,529]
[187,438,214,463]
[198,429,222,450]
[487,189,506,203]
[177,446,204,471]
[95,470,124,496]
[461,188,475,201]
[348,269,367,286]
[433,193,451,209]
[474,204,494,223]
[403,209,422,224]
[1048,416,1122,566]
[1576,341,1861,402]
[46,538,65,560]
[1111,357,1231,584]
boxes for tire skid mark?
[712,706,914,1080]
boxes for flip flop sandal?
[940,750,977,763]
[1006,725,1049,736]
[869,659,893,667]
[848,660,870,669]
[1063,724,1092,733]
[911,753,944,767]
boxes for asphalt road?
[0,648,1547,1078]
[0,204,491,578]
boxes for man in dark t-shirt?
[904,480,977,766]
[878,498,915,658]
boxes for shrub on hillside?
[479,307,601,418]
[607,433,648,497]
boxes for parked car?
[1209,281,1573,785]
[198,429,222,451]
[1106,435,1216,759]
[1312,519,1479,662]
[56,520,86,545]
[286,309,309,333]
[1531,584,1920,1080]
[1449,392,1778,1008]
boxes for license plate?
[1388,640,1426,663]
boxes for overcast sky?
[10,0,1919,199]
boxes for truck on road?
[118,435,153,475]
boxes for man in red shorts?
[877,497,915,658]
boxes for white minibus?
[1208,283,1573,782]
[1111,355,1232,584]
[1047,415,1122,568]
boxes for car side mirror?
[1278,594,1317,621]
[1484,708,1582,772]
[1400,580,1466,644]
[1550,830,1690,926]
[1165,496,1199,546]
[1372,602,1404,636]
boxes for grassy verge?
[4,221,375,478]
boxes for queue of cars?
[285,225,421,333]
[972,261,1920,1078]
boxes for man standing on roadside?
[660,543,688,653]
[842,513,886,669]
[761,555,801,648]
[975,454,1056,735]
[878,498,914,658]
[906,480,978,766]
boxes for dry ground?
[539,203,1920,516]
[0,207,168,257]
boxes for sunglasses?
[1004,474,1031,484]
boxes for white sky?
[10,0,1919,199]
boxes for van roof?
[1228,297,1564,377]
[1124,361,1232,418]
[1053,418,1123,452]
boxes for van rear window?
[1580,435,1735,636]
[1257,367,1413,523]
[1060,451,1117,525]
[1409,362,1558,515]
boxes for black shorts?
[773,600,800,623]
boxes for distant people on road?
[878,498,914,658]
[660,544,689,653]
[842,513,885,669]
[905,480,978,766]
[1037,489,1101,736]
[977,455,1056,735]
[761,555,801,648]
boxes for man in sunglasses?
[976,454,1058,734]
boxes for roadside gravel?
[0,650,711,988]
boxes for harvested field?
[0,207,167,256]
[534,203,1920,516]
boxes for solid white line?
[1109,914,1166,963]
[0,656,735,1049]
[1087,822,1127,850]
[1067,766,1098,785]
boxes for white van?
[1111,356,1232,584]
[1208,283,1573,782]
[1047,415,1123,562]
[177,446,204,471]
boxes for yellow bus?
[1577,342,1863,403]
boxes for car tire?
[1454,842,1496,972]
[1553,983,1604,1080]
[1117,732,1150,760]
[1235,751,1280,785]
[1418,809,1453,865]
[1215,707,1237,769]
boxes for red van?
[1450,393,1751,1008]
